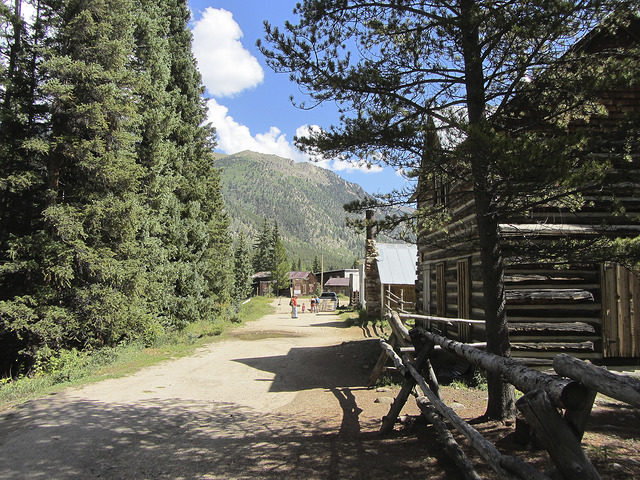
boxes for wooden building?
[415,19,640,361]
[288,271,319,296]
[252,271,273,297]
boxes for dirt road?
[0,300,438,479]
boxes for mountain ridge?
[213,150,369,269]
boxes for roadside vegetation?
[0,297,274,410]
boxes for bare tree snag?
[516,389,600,480]
[553,353,640,408]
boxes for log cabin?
[415,18,640,362]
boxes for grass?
[0,296,275,410]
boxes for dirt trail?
[0,300,438,479]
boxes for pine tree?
[233,234,253,302]
[272,234,289,296]
[312,255,320,274]
[253,219,272,272]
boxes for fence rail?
[370,309,640,479]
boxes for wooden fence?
[372,310,640,480]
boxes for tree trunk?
[460,0,515,420]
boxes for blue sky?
[188,0,411,195]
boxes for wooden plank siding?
[601,263,640,358]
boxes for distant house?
[289,271,319,297]
[324,276,351,296]
[319,268,360,296]
[252,271,272,296]
[363,213,418,317]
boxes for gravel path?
[0,300,435,480]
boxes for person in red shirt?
[290,295,298,318]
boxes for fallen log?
[416,398,482,480]
[412,327,590,410]
[553,354,640,408]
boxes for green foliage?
[0,0,233,377]
[0,296,276,408]
[233,233,253,301]
[215,151,367,269]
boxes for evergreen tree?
[272,234,289,296]
[233,234,253,301]
[253,219,272,272]
[312,255,320,274]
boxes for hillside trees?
[260,1,640,419]
[0,0,232,376]
[233,234,253,301]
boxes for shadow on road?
[233,339,379,392]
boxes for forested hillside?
[0,0,232,377]
[214,151,368,269]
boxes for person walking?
[290,295,298,318]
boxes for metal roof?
[324,277,350,287]
[376,243,417,285]
[289,271,313,280]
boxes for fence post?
[516,389,600,480]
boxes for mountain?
[213,150,369,269]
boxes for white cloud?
[207,98,387,175]
[332,158,383,173]
[207,98,305,161]
[192,8,264,97]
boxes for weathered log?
[379,339,407,376]
[506,289,594,304]
[508,322,596,335]
[412,328,590,410]
[416,397,482,480]
[388,311,411,343]
[564,388,597,441]
[517,389,600,480]
[368,332,397,387]
[511,341,594,352]
[407,364,549,480]
[380,341,434,434]
[409,328,440,398]
[553,353,640,408]
[400,312,485,325]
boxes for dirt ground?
[0,299,638,479]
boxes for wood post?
[553,353,640,408]
[416,397,482,480]
[380,338,435,434]
[516,389,600,480]
[368,332,397,387]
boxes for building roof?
[289,271,314,280]
[252,271,271,280]
[324,277,350,287]
[376,243,418,285]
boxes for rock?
[374,396,394,405]
[376,387,391,392]
[450,402,465,409]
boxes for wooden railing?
[383,287,415,315]
[371,309,640,480]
